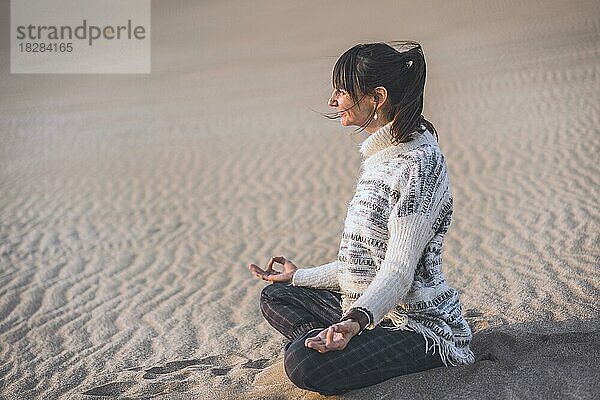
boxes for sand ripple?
[1,0,599,398]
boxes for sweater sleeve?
[291,260,341,291]
[341,149,450,328]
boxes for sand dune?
[1,0,599,398]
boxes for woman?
[248,41,474,396]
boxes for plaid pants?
[260,282,444,396]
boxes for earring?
[373,97,379,121]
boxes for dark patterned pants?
[260,282,444,396]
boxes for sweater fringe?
[385,309,409,327]
[383,311,475,367]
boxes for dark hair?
[328,41,438,143]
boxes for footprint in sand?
[82,381,136,396]
[142,358,214,379]
[210,367,232,376]
[82,354,273,397]
[241,358,271,369]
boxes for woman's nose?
[328,94,337,107]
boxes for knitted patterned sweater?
[291,122,474,366]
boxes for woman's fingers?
[329,328,346,350]
[304,325,349,352]
[309,327,335,352]
[258,256,295,282]
[249,262,281,281]
[248,263,264,275]
[252,272,266,280]
[307,331,326,342]
[249,264,267,274]
[271,256,287,266]
[265,257,275,273]
[260,256,296,281]
[305,330,326,350]
[306,339,327,352]
[248,263,270,281]
[326,326,334,348]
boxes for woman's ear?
[373,86,388,108]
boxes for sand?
[1,0,599,398]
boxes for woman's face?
[328,88,374,128]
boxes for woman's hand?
[248,256,298,283]
[304,320,361,353]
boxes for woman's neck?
[364,119,391,134]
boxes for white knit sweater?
[292,122,474,366]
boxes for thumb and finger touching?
[265,257,275,274]
[305,324,353,352]
[254,256,297,282]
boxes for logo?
[11,0,151,74]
